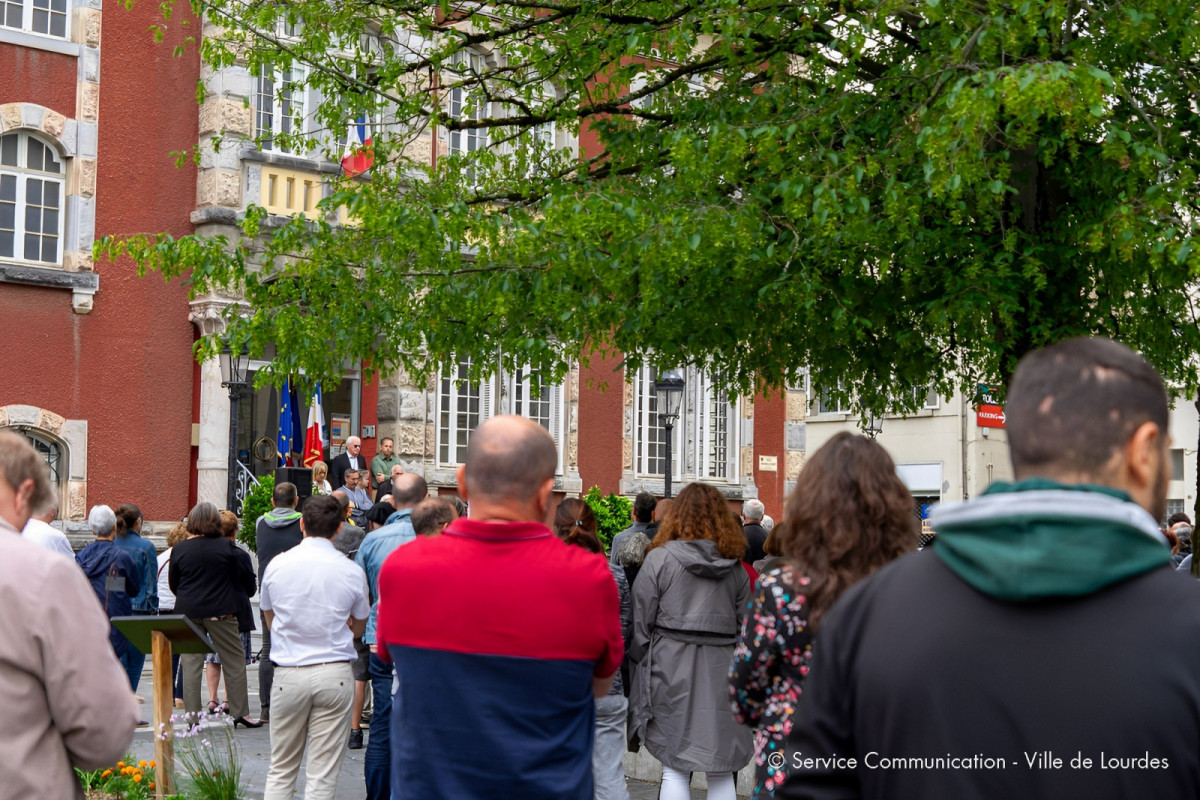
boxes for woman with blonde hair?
[311,461,332,495]
[629,482,752,800]
[729,432,918,796]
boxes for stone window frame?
[0,107,97,310]
[0,404,87,521]
[631,365,740,484]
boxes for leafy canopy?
[108,0,1200,408]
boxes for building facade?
[3,7,1196,533]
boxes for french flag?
[341,115,374,178]
[303,385,326,467]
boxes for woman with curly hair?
[629,482,752,800]
[729,432,918,796]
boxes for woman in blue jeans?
[554,498,632,800]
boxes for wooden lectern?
[112,615,214,800]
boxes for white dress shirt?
[157,548,176,610]
[261,536,370,667]
[20,518,74,558]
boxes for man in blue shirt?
[354,472,427,800]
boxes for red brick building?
[1,6,798,530]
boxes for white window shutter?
[481,373,495,421]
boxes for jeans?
[120,645,147,692]
[593,694,631,800]
[259,610,274,709]
[364,653,393,800]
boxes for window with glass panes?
[634,366,672,477]
[448,52,489,160]
[815,380,851,414]
[509,368,563,472]
[256,65,307,153]
[1,0,68,38]
[438,358,493,466]
[698,376,736,479]
[0,132,63,264]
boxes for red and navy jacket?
[377,517,623,799]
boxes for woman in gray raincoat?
[629,482,753,800]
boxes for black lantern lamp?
[219,344,251,512]
[654,367,686,499]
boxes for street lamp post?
[655,367,686,499]
[219,344,251,513]
[864,413,884,439]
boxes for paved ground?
[127,658,704,799]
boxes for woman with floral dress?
[729,432,918,796]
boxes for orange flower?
[117,761,126,768]
[149,783,156,790]
[133,775,143,783]
[148,760,156,768]
[138,760,148,768]
[101,770,112,779]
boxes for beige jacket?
[0,519,139,799]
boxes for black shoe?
[348,729,364,750]
[232,716,264,729]
[259,707,270,723]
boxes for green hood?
[931,479,1170,601]
[261,508,302,528]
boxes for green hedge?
[584,486,632,554]
[238,475,274,552]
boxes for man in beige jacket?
[0,430,139,797]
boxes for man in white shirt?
[260,493,370,800]
[20,492,73,558]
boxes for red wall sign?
[977,404,1006,428]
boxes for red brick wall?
[578,349,625,496]
[0,6,201,520]
[753,390,787,518]
[0,44,77,114]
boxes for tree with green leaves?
[109,0,1200,412]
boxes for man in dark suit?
[329,436,365,491]
[742,498,768,563]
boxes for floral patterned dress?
[729,563,814,796]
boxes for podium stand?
[112,615,214,799]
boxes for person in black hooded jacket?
[780,338,1200,800]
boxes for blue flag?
[278,377,295,467]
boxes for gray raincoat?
[629,539,754,772]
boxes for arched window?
[11,426,67,491]
[0,131,64,265]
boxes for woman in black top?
[169,502,261,728]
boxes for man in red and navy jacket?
[377,415,623,799]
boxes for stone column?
[196,356,231,507]
[189,299,238,508]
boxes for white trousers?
[263,662,355,800]
[661,766,736,800]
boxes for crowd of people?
[6,336,1200,799]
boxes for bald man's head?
[391,472,429,510]
[464,415,558,504]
